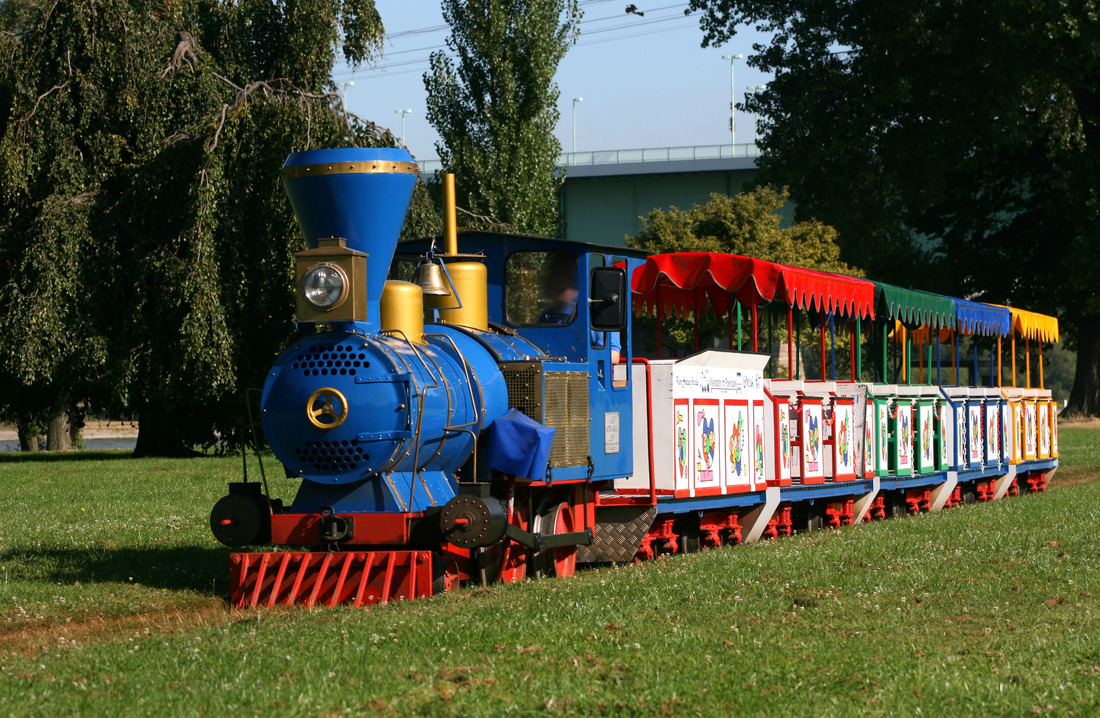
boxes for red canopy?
[777,265,875,318]
[632,252,780,318]
[632,252,875,319]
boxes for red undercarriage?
[229,470,1050,608]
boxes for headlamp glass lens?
[303,265,345,309]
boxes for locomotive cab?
[398,232,648,486]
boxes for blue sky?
[334,0,772,163]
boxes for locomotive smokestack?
[281,147,418,327]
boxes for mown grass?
[0,429,1097,716]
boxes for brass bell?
[415,261,451,296]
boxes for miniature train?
[211,147,1060,608]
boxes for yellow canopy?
[992,305,1060,342]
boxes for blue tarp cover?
[955,299,1012,337]
[487,408,556,481]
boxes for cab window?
[505,251,578,326]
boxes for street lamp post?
[572,97,583,157]
[395,109,412,143]
[721,54,743,155]
[338,81,354,111]
[747,85,766,144]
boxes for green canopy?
[874,282,955,328]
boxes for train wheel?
[432,554,461,596]
[534,502,577,578]
[499,502,531,584]
[675,517,702,553]
[887,493,907,518]
[680,527,702,553]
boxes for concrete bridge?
[421,143,774,247]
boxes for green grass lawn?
[0,427,1097,716]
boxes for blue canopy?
[955,299,1012,337]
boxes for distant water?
[1,438,137,452]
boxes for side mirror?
[589,267,627,332]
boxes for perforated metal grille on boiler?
[293,439,371,473]
[290,344,373,377]
[502,362,544,422]
[544,372,589,468]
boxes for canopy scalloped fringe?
[874,283,955,329]
[955,299,1013,337]
[1002,306,1060,342]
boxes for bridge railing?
[418,143,760,174]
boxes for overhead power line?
[336,5,701,81]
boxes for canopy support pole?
[1040,341,1045,389]
[904,327,911,385]
[1011,333,1016,387]
[972,336,979,387]
[830,313,836,381]
[736,300,742,351]
[857,317,864,381]
[997,336,1002,387]
[819,313,827,381]
[1026,336,1031,389]
[988,338,995,388]
[918,336,924,384]
[796,311,802,379]
[787,306,794,380]
[953,331,959,386]
[752,303,759,353]
[767,306,773,374]
[882,321,888,384]
[936,333,941,386]
[655,285,662,359]
[926,338,932,385]
[727,309,734,351]
[850,318,857,380]
[891,326,897,383]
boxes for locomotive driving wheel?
[497,501,531,584]
[534,501,577,579]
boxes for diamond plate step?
[577,505,658,564]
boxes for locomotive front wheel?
[210,494,266,548]
[534,502,577,579]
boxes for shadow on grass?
[0,450,138,464]
[0,449,254,464]
[0,545,235,597]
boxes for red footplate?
[229,550,433,609]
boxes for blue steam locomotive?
[211,147,1060,608]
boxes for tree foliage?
[631,187,857,274]
[627,187,860,358]
[0,0,438,453]
[423,0,580,236]
[686,0,1100,414]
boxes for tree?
[423,0,580,236]
[685,0,1100,414]
[627,187,861,361]
[0,0,440,454]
